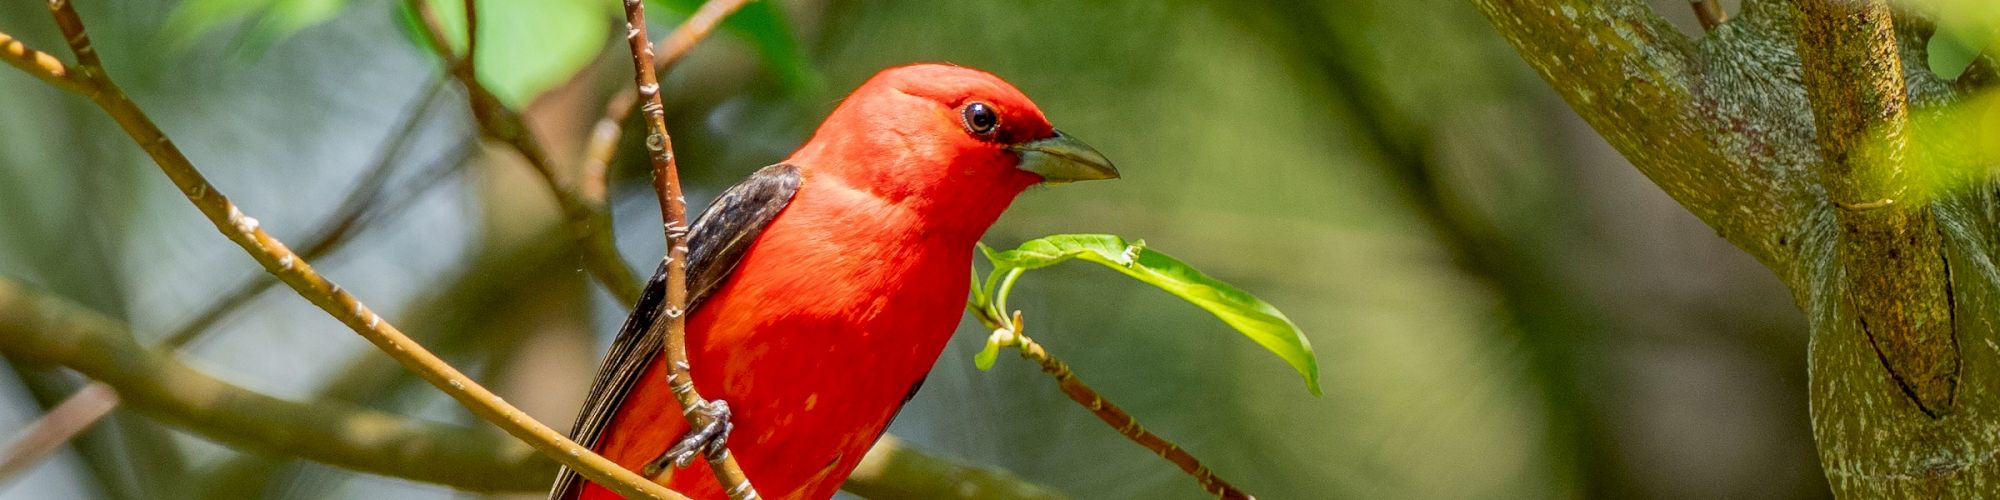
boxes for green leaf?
[645,0,820,92]
[1922,0,2000,80]
[983,234,1322,395]
[163,0,354,55]
[1930,22,1987,80]
[401,0,615,110]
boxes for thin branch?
[980,311,1250,499]
[579,0,752,221]
[18,4,684,499]
[460,0,478,78]
[405,0,644,302]
[0,278,552,491]
[0,382,115,482]
[1692,0,1729,31]
[0,30,84,94]
[620,0,759,498]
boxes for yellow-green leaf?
[984,234,1321,395]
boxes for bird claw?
[642,400,734,478]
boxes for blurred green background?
[0,0,1829,498]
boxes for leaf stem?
[999,311,1252,499]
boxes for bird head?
[789,64,1117,230]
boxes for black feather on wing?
[550,164,801,500]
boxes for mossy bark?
[1474,0,2000,495]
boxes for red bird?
[551,64,1118,500]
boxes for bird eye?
[961,102,999,137]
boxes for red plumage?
[568,64,1109,500]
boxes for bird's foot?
[642,399,734,477]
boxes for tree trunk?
[1474,0,2000,495]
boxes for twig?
[1691,0,1727,31]
[0,382,115,482]
[578,0,753,225]
[620,0,759,498]
[18,3,684,498]
[981,311,1251,500]
[460,0,477,77]
[0,30,84,94]
[405,0,644,302]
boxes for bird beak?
[1009,130,1119,184]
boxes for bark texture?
[1474,0,2000,496]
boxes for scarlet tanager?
[550,64,1119,500]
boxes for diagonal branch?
[1470,0,1813,272]
[20,3,683,498]
[619,0,759,497]
[0,77,467,485]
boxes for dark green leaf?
[984,234,1322,395]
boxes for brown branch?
[17,3,683,498]
[405,0,644,303]
[0,278,553,491]
[983,311,1250,499]
[1692,0,1729,30]
[0,30,84,94]
[460,0,478,77]
[1792,0,1957,413]
[619,0,759,497]
[578,0,752,217]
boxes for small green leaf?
[974,336,1002,371]
[983,234,1322,395]
[398,0,614,110]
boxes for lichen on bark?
[1473,0,2000,496]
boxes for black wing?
[550,164,802,500]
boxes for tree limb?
[0,278,553,491]
[1471,0,1818,275]
[1791,0,1957,415]
[844,436,1069,500]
